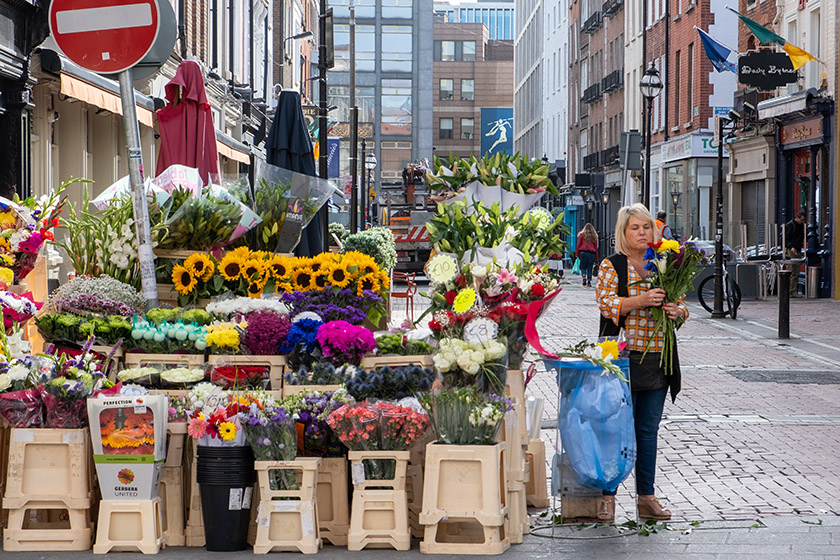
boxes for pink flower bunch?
[316,320,376,367]
[326,403,379,451]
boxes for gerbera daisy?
[312,270,330,290]
[326,262,352,288]
[219,253,245,281]
[184,253,214,282]
[172,264,198,295]
[356,273,380,295]
[242,259,264,281]
[188,417,207,438]
[290,267,315,291]
[266,254,291,280]
[218,421,237,441]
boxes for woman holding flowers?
[594,203,688,523]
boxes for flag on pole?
[726,6,818,71]
[696,28,737,74]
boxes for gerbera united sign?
[49,0,160,74]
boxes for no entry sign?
[49,0,160,74]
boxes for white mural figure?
[485,118,513,153]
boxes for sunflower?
[247,281,265,299]
[326,262,352,288]
[172,264,198,295]
[242,259,264,282]
[266,254,291,280]
[312,270,330,290]
[291,267,315,291]
[229,246,251,260]
[356,273,381,296]
[219,253,245,281]
[218,421,237,441]
[184,253,214,282]
[378,269,391,290]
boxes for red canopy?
[156,60,219,183]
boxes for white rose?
[7,363,29,381]
[0,373,11,391]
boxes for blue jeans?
[603,387,668,496]
[578,250,596,283]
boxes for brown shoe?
[597,496,615,523]
[637,495,671,520]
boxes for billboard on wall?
[480,108,513,156]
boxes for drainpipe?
[178,0,187,58]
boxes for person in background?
[783,209,806,297]
[595,203,688,523]
[655,211,674,240]
[576,223,599,287]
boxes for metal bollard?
[778,267,791,339]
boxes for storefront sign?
[780,117,823,146]
[662,134,722,163]
[738,51,797,90]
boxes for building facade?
[432,21,514,159]
[513,0,543,157]
[542,0,570,178]
[434,0,515,40]
[326,0,434,183]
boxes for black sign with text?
[738,51,797,90]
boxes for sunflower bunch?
[278,251,389,297]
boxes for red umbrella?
[156,60,219,184]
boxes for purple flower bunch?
[242,311,292,355]
[280,289,382,325]
[57,294,134,317]
[241,404,296,464]
[315,320,376,367]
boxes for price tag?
[452,288,477,314]
[463,317,499,344]
[426,253,458,283]
[228,488,243,511]
[351,463,366,485]
[242,486,253,509]
[527,207,553,230]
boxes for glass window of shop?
[382,0,413,19]
[380,141,412,180]
[665,163,684,238]
[338,140,376,181]
[333,24,376,72]
[382,79,412,136]
[381,25,413,72]
[439,40,455,61]
[327,85,376,125]
[329,0,375,18]
[461,79,474,101]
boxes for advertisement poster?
[480,108,513,156]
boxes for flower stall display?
[1,291,42,332]
[315,320,376,367]
[206,297,289,320]
[87,394,168,499]
[343,365,435,402]
[128,317,208,354]
[38,344,115,428]
[0,180,66,283]
[282,389,353,456]
[419,386,512,445]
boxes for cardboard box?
[87,395,168,500]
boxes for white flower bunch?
[207,297,289,319]
[5,328,32,359]
[161,368,205,384]
[189,381,226,412]
[117,367,160,382]
[0,373,10,391]
[6,360,31,382]
[95,218,137,272]
[433,338,506,374]
[468,403,504,427]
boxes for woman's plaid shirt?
[595,258,688,353]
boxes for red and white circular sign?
[49,0,160,74]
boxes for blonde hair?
[614,203,658,255]
[580,223,598,243]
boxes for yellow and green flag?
[727,7,817,71]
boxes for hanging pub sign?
[738,51,797,90]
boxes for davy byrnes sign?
[49,0,160,74]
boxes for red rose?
[532,284,546,297]
[429,319,441,331]
[445,290,457,304]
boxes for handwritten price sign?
[527,207,553,230]
[427,253,458,283]
[464,317,499,344]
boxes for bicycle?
[697,266,742,319]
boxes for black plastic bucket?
[196,445,256,551]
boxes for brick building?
[433,21,514,159]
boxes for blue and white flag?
[696,27,738,74]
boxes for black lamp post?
[364,151,377,228]
[639,63,663,209]
[712,116,733,318]
[601,189,611,256]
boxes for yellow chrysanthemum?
[184,253,214,282]
[356,273,381,296]
[266,254,292,280]
[0,254,12,266]
[312,270,330,290]
[453,288,477,314]
[657,239,680,253]
[218,421,237,441]
[0,267,13,287]
[325,262,352,288]
[242,259,264,282]
[172,264,198,295]
[290,267,315,291]
[219,253,246,281]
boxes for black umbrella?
[266,90,322,257]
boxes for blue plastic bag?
[571,258,581,275]
[545,358,636,492]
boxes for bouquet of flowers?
[241,311,291,355]
[0,291,42,332]
[282,389,353,456]
[280,288,379,325]
[117,366,161,387]
[419,386,512,445]
[205,321,244,354]
[48,275,146,316]
[315,320,376,367]
[240,403,298,490]
[187,397,252,447]
[207,297,289,320]
[0,350,44,427]
[281,317,323,371]
[639,239,705,375]
[344,365,435,401]
[432,337,507,393]
[210,365,270,389]
[169,395,191,422]
[160,367,207,388]
[129,318,208,353]
[342,227,398,271]
[556,339,628,381]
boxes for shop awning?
[216,130,251,164]
[38,49,156,128]
[757,88,816,120]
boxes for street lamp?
[712,115,733,318]
[601,189,611,256]
[639,63,663,209]
[364,152,377,228]
[282,31,314,89]
[671,190,681,209]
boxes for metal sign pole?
[118,70,158,307]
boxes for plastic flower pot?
[196,445,256,551]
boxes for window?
[382,78,412,136]
[462,41,476,61]
[440,78,454,100]
[461,78,474,100]
[441,40,455,61]
[461,117,475,139]
[439,117,453,139]
[381,0,412,18]
[381,25,413,72]
[686,43,694,123]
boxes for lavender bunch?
[280,289,382,326]
[57,294,134,317]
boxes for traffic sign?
[49,0,160,74]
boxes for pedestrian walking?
[783,210,806,297]
[594,203,688,523]
[576,223,598,287]
[655,211,674,240]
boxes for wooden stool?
[316,457,350,546]
[253,459,321,554]
[93,498,164,554]
[347,450,410,551]
[3,502,93,551]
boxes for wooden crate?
[164,422,188,468]
[3,504,93,551]
[124,352,206,369]
[93,498,164,554]
[316,457,350,546]
[360,354,434,369]
[253,459,322,554]
[347,450,411,551]
[160,466,186,547]
[206,354,285,390]
[525,439,550,508]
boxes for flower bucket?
[196,445,256,551]
[472,184,502,207]
[501,190,544,216]
[440,180,478,207]
[464,243,525,269]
